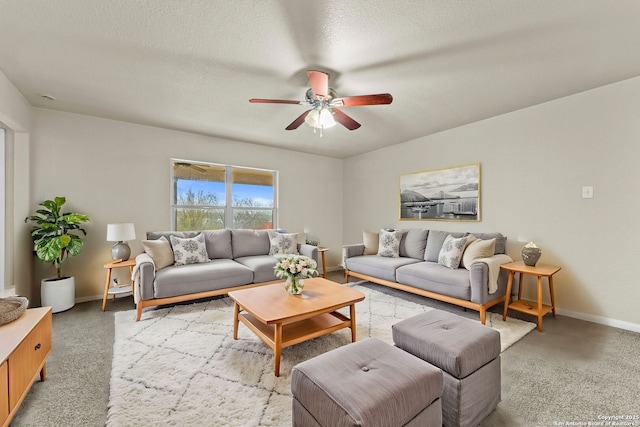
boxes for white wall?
[343,76,640,331]
[0,70,32,301]
[30,109,343,302]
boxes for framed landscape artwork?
[399,163,480,221]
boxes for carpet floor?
[8,272,640,426]
[106,283,535,426]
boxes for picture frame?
[399,163,480,221]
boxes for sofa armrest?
[135,253,156,302]
[343,244,365,260]
[469,257,509,304]
[298,244,321,275]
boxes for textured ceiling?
[1,1,640,158]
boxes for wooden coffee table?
[228,277,365,376]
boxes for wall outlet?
[582,186,594,199]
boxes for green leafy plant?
[24,196,90,279]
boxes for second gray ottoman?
[291,338,443,427]
[392,310,501,427]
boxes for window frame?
[170,159,278,231]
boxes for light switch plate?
[582,186,594,199]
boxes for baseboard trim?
[556,308,640,333]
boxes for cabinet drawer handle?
[35,343,41,351]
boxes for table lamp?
[107,223,136,261]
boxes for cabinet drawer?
[1,361,8,427]
[8,312,52,411]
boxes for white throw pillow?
[141,236,174,269]
[363,230,379,255]
[461,238,496,269]
[377,229,403,258]
[438,235,469,269]
[268,231,300,255]
[169,233,209,266]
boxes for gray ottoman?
[291,338,443,427]
[392,310,501,427]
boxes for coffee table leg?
[350,304,357,342]
[274,323,283,377]
[233,302,240,340]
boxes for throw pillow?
[461,238,496,269]
[377,229,403,258]
[438,235,469,269]
[169,233,209,266]
[363,230,379,255]
[141,236,174,270]
[268,231,300,255]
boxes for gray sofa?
[343,229,511,324]
[133,229,320,321]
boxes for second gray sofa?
[344,229,512,324]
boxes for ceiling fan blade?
[249,98,305,104]
[331,93,393,107]
[307,70,329,99]
[332,108,361,130]
[286,110,312,130]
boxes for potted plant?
[25,196,90,312]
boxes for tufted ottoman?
[392,310,501,427]
[291,338,443,427]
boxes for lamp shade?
[106,223,136,242]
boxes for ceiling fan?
[249,70,393,136]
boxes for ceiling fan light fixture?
[305,107,336,130]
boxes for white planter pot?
[41,276,75,313]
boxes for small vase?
[284,276,305,295]
[521,246,542,267]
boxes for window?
[171,160,277,231]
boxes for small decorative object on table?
[0,296,29,325]
[274,254,318,295]
[521,241,542,266]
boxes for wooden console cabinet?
[0,307,52,427]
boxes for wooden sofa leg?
[344,270,349,283]
[136,304,142,321]
[479,308,487,325]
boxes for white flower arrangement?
[274,254,318,280]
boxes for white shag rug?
[107,284,535,427]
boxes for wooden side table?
[501,261,561,332]
[318,247,329,278]
[102,258,136,311]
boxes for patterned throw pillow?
[268,231,299,255]
[169,233,209,266]
[377,229,403,258]
[438,234,469,269]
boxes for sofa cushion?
[472,232,506,254]
[169,233,209,266]
[234,255,280,283]
[363,230,379,255]
[424,230,466,262]
[345,255,421,282]
[202,229,233,259]
[396,262,471,300]
[267,230,299,255]
[231,229,270,258]
[147,231,198,251]
[438,235,469,269]
[377,229,404,258]
[399,229,428,260]
[152,259,253,298]
[461,238,496,269]
[141,236,174,270]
